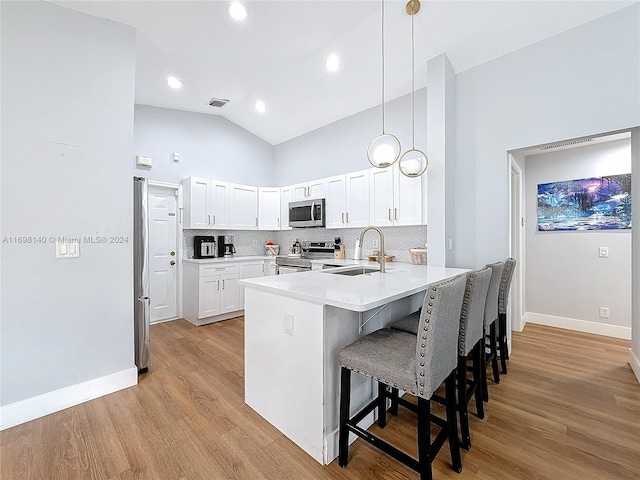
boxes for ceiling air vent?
[540,138,593,151]
[209,98,229,108]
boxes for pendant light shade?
[368,0,401,168]
[399,0,428,178]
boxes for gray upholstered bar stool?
[482,261,504,402]
[337,274,466,480]
[497,258,516,374]
[456,267,492,450]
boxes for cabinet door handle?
[346,212,349,223]
[256,217,258,227]
[341,212,345,224]
[217,280,220,291]
[388,208,392,221]
[212,214,216,225]
[394,208,398,220]
[222,279,225,289]
[179,208,183,225]
[277,217,280,228]
[208,214,211,225]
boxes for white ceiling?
[50,1,636,145]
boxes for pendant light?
[367,0,401,168]
[399,0,428,178]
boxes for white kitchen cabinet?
[258,187,281,230]
[230,183,258,230]
[266,258,276,276]
[325,175,346,228]
[280,186,292,231]
[369,166,422,226]
[183,177,230,229]
[211,180,230,229]
[184,262,241,325]
[394,168,422,225]
[325,170,370,229]
[239,261,265,307]
[288,178,328,201]
[183,177,211,229]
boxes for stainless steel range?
[275,241,335,274]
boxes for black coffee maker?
[194,236,216,258]
[217,235,236,257]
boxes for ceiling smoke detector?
[209,98,230,108]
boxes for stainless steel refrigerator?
[133,176,150,372]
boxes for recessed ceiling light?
[326,54,341,72]
[254,101,267,113]
[167,76,182,89]
[227,2,248,21]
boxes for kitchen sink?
[324,266,379,276]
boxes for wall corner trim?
[629,349,640,384]
[524,312,631,340]
[0,367,138,431]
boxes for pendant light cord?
[411,8,415,149]
[381,0,386,134]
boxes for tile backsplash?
[184,226,427,263]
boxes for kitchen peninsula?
[240,261,468,465]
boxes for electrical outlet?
[448,238,453,250]
[599,307,610,318]
[372,239,379,249]
[253,239,258,246]
[599,246,609,258]
[283,313,294,336]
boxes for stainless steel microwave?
[289,199,325,228]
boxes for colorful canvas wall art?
[537,174,631,231]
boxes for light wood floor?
[2,319,638,480]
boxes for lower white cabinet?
[184,262,241,325]
[184,260,267,326]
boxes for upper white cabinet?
[230,183,258,230]
[325,170,370,229]
[258,187,281,230]
[211,180,231,229]
[280,186,293,231]
[369,166,422,226]
[183,177,211,229]
[183,177,230,229]
[289,178,328,201]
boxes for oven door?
[276,265,311,275]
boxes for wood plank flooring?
[1,319,638,480]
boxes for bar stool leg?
[457,356,471,450]
[482,334,489,402]
[377,383,387,428]
[446,372,462,473]
[490,323,500,384]
[473,342,485,419]
[417,397,433,480]
[499,313,509,373]
[338,367,351,467]
[390,387,399,415]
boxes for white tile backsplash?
[184,226,427,263]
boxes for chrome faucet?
[358,226,386,273]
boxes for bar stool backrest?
[459,267,492,357]
[416,274,466,400]
[483,262,504,328]
[498,258,516,315]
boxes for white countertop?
[183,255,274,264]
[240,261,469,312]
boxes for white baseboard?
[524,312,631,340]
[0,367,138,431]
[629,349,640,384]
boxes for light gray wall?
[525,140,631,327]
[0,1,136,405]
[631,129,640,365]
[134,105,276,186]
[274,89,427,186]
[454,4,640,269]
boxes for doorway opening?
[508,130,634,350]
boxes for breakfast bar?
[240,262,468,465]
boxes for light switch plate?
[599,246,609,258]
[136,155,152,167]
[56,240,80,258]
[283,313,294,336]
